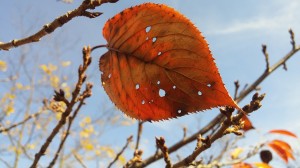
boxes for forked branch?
[29,46,93,168]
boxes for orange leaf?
[268,129,297,138]
[267,142,288,163]
[241,115,255,131]
[232,162,252,168]
[269,139,294,160]
[253,162,272,168]
[100,3,239,121]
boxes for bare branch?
[156,137,172,168]
[172,93,265,167]
[289,29,296,50]
[107,135,133,168]
[0,111,42,133]
[0,0,119,51]
[262,44,270,72]
[135,121,144,150]
[29,46,93,168]
[47,83,93,168]
[73,151,88,168]
[233,80,240,100]
[236,33,300,103]
[124,150,143,168]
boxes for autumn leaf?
[268,129,297,138]
[100,3,239,121]
[268,139,294,162]
[267,141,288,163]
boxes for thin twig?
[262,44,270,72]
[135,121,144,150]
[30,46,92,168]
[107,135,133,168]
[0,0,119,50]
[156,137,172,168]
[0,157,12,168]
[125,150,143,168]
[73,151,88,168]
[237,44,300,102]
[233,80,240,100]
[0,111,42,133]
[289,29,296,50]
[183,126,187,140]
[47,83,93,168]
[172,93,265,167]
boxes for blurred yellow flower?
[0,60,7,71]
[49,100,66,113]
[61,61,71,67]
[81,139,94,151]
[39,63,57,75]
[50,75,60,88]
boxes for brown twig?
[183,126,187,140]
[135,30,300,167]
[172,93,265,167]
[289,29,296,50]
[234,80,240,100]
[124,150,143,168]
[73,151,88,168]
[0,111,42,133]
[135,121,144,150]
[107,135,133,168]
[156,137,172,168]
[0,0,119,51]
[47,83,93,168]
[262,44,270,72]
[29,46,92,168]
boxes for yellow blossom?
[0,60,7,71]
[50,75,60,88]
[81,140,94,151]
[39,63,57,75]
[61,61,71,67]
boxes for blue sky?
[1,0,300,167]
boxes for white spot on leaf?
[145,26,151,33]
[135,84,140,89]
[152,37,157,43]
[198,91,202,96]
[159,89,166,97]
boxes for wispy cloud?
[207,0,300,35]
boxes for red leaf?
[270,139,294,160]
[267,141,288,163]
[100,3,239,121]
[269,129,297,138]
[241,115,255,131]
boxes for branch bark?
[29,46,93,168]
[0,0,119,51]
